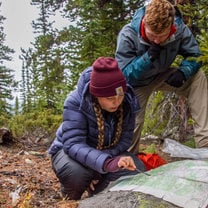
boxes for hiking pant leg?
[130,69,208,152]
[51,149,94,200]
[128,86,152,154]
[129,68,180,154]
[154,69,208,148]
[175,70,208,147]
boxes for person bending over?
[115,0,207,153]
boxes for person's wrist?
[103,156,120,172]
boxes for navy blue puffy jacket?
[48,66,139,173]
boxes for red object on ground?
[138,153,167,171]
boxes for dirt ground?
[0,137,181,208]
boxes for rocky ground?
[0,136,182,208]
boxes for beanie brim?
[90,80,127,97]
[89,57,127,97]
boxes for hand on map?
[118,156,136,171]
[104,156,136,172]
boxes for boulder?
[0,127,13,144]
[78,190,180,208]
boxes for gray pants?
[51,149,146,200]
[129,69,208,153]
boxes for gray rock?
[78,190,180,208]
[0,127,13,144]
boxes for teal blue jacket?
[115,6,202,87]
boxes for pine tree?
[20,0,73,113]
[44,0,145,83]
[0,3,16,117]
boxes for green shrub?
[8,109,62,139]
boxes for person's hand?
[89,179,99,191]
[103,156,136,172]
[165,70,186,87]
[148,44,163,61]
[118,156,136,171]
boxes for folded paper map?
[109,160,208,208]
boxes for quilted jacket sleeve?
[61,95,110,174]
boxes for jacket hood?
[131,7,145,34]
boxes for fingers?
[118,156,136,171]
[89,179,99,191]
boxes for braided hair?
[93,98,123,150]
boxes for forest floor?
[0,137,182,208]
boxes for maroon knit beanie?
[90,57,127,97]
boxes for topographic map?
[110,159,208,208]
